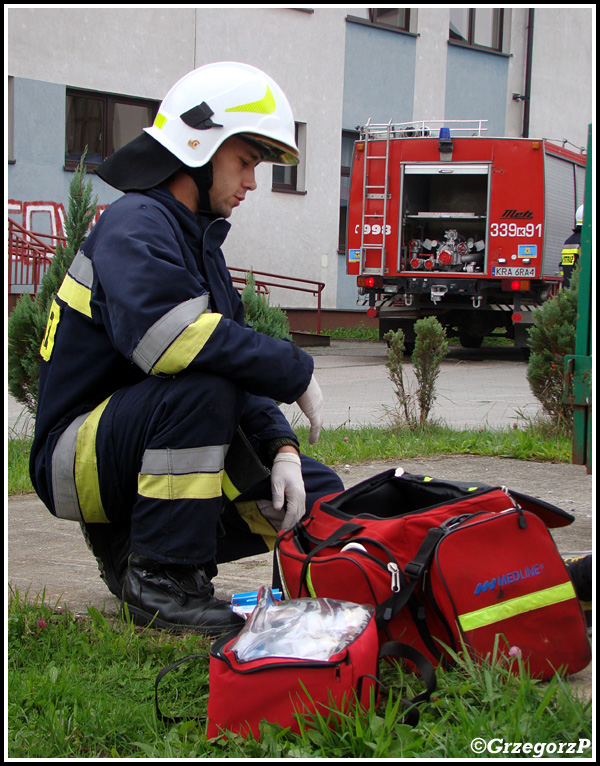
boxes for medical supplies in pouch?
[274,468,591,681]
[206,588,379,739]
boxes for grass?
[8,420,570,497]
[7,589,592,759]
[297,422,571,465]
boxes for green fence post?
[564,124,593,473]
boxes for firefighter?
[560,204,584,288]
[30,62,344,634]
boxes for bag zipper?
[302,531,405,596]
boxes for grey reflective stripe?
[132,295,210,374]
[51,412,90,521]
[140,444,228,475]
[68,250,94,287]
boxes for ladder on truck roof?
[359,118,488,141]
[359,118,393,276]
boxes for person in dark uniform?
[560,205,584,288]
[30,62,343,635]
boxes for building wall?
[527,7,593,151]
[7,6,347,310]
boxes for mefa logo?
[474,563,544,595]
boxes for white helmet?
[144,61,299,167]
[576,205,584,227]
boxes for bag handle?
[376,641,438,726]
[155,652,206,725]
[296,521,365,598]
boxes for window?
[272,122,306,194]
[65,89,159,169]
[449,8,504,52]
[369,8,410,32]
[347,8,412,33]
[339,130,358,252]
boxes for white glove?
[296,375,323,445]
[270,451,306,530]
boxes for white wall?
[191,8,347,309]
[527,8,593,151]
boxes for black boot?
[122,553,245,635]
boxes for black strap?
[155,652,206,725]
[296,521,365,597]
[378,641,438,727]
[375,526,446,627]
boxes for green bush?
[527,271,579,430]
[240,272,291,340]
[8,158,97,414]
[385,317,448,428]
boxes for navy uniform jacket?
[30,184,312,513]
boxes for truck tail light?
[502,279,531,291]
[357,275,384,288]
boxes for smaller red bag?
[205,591,378,740]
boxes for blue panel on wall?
[445,44,509,137]
[343,21,417,129]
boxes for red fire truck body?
[347,120,586,348]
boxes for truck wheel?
[459,333,484,349]
[79,521,131,599]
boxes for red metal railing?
[228,268,325,334]
[7,218,326,332]
[8,218,65,295]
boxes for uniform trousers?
[89,371,343,565]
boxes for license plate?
[492,267,536,277]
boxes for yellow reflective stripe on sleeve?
[138,471,223,500]
[222,471,241,502]
[57,273,92,318]
[74,396,112,523]
[234,501,278,552]
[458,581,576,633]
[40,299,61,361]
[152,312,222,375]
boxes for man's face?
[209,135,262,218]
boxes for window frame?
[338,129,359,253]
[64,88,159,171]
[449,8,505,54]
[271,122,307,195]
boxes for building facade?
[7,7,593,312]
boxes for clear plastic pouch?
[230,587,374,663]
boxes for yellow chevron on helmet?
[144,61,299,168]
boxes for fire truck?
[347,120,586,350]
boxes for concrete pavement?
[282,340,542,431]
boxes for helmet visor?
[240,132,299,166]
